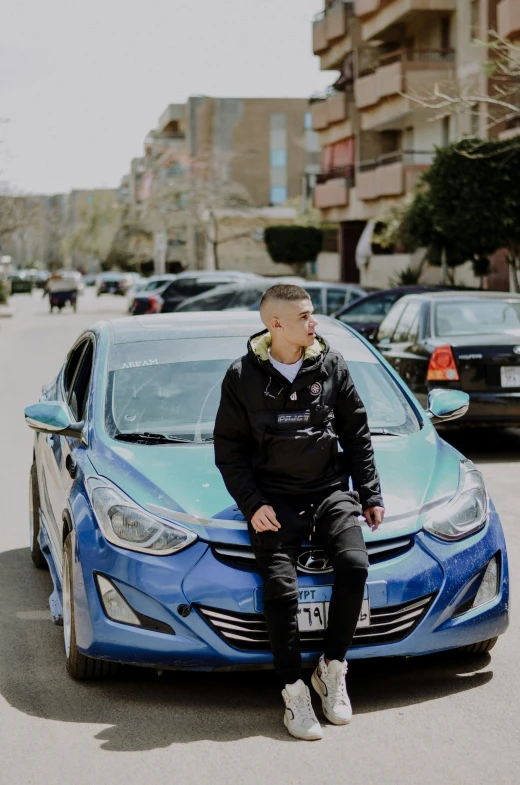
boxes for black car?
[374,291,520,425]
[175,281,269,312]
[130,271,261,315]
[97,273,131,296]
[333,286,460,340]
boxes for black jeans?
[249,488,369,686]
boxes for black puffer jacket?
[213,329,383,520]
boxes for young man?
[214,284,384,741]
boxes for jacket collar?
[247,329,329,380]
[249,330,324,362]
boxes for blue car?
[25,313,509,679]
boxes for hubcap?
[62,550,71,659]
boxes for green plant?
[390,265,423,287]
[264,226,323,264]
[0,279,8,304]
[402,138,520,288]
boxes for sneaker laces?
[327,663,349,706]
[287,687,317,724]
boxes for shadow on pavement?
[0,547,493,751]
[440,427,520,464]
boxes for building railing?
[358,150,434,172]
[316,165,356,185]
[358,48,455,77]
[309,83,354,104]
[313,0,353,21]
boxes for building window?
[270,113,287,205]
[270,149,287,167]
[304,112,313,130]
[270,187,288,205]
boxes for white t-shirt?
[268,348,303,383]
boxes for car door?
[378,302,422,387]
[37,339,90,566]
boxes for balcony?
[157,104,185,136]
[355,49,455,130]
[356,151,433,201]
[313,14,328,53]
[313,2,353,68]
[355,0,456,43]
[311,90,350,130]
[314,166,354,209]
[497,0,520,42]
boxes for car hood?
[89,428,462,546]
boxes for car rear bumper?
[71,501,509,669]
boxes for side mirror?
[25,401,86,442]
[426,389,469,424]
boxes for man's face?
[271,298,318,347]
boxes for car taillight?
[427,345,459,381]
[146,296,159,314]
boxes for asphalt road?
[0,289,518,785]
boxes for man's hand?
[251,505,281,533]
[364,506,385,532]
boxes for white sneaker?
[311,655,352,725]
[282,679,323,741]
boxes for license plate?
[500,366,520,388]
[297,594,370,632]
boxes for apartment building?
[311,0,511,284]
[122,96,321,272]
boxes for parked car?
[373,291,520,426]
[333,286,464,340]
[24,311,508,678]
[175,281,270,312]
[97,272,131,296]
[249,281,367,315]
[130,270,262,315]
[8,271,34,294]
[135,274,178,294]
[84,274,98,287]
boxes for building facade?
[311,0,514,286]
[121,96,321,273]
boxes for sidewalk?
[0,303,14,318]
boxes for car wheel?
[455,637,498,657]
[29,463,47,569]
[62,533,118,680]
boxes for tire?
[455,637,498,657]
[62,533,118,680]
[29,463,47,569]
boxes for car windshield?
[143,279,169,291]
[434,300,520,336]
[105,334,419,442]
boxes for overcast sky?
[1,0,330,195]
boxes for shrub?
[264,226,323,264]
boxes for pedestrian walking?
[214,284,385,740]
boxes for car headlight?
[85,476,197,555]
[423,460,488,542]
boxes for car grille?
[212,536,414,573]
[196,594,435,651]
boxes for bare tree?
[402,33,520,143]
[65,194,122,271]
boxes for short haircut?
[260,284,311,311]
